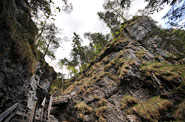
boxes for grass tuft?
[127,96,173,121]
[120,95,139,109]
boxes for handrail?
[0,97,52,122]
[29,101,37,122]
[0,103,19,122]
[40,97,47,122]
[47,96,52,121]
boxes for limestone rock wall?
[55,16,185,122]
[0,0,56,113]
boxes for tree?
[70,33,87,66]
[163,0,185,28]
[97,0,129,37]
[29,0,73,16]
[98,11,121,33]
[103,0,128,22]
[58,32,110,77]
[37,23,61,59]
[100,0,185,28]
[118,0,185,27]
[84,32,110,58]
[58,33,86,77]
[29,0,73,61]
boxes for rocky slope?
[54,16,185,122]
[0,0,56,113]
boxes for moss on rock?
[141,61,185,84]
[174,99,185,121]
[135,48,147,59]
[120,95,139,109]
[75,101,93,120]
[99,115,106,122]
[95,106,107,117]
[98,98,108,106]
[127,96,173,121]
[75,101,93,113]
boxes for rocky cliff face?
[0,0,56,113]
[55,16,185,122]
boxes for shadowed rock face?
[0,0,56,113]
[55,16,185,122]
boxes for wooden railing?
[0,102,37,122]
[29,101,37,122]
[0,96,54,122]
[52,95,69,105]
[0,103,18,122]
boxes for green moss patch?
[12,31,37,75]
[75,101,93,120]
[141,61,185,83]
[120,95,139,109]
[75,101,93,113]
[95,106,107,122]
[127,96,173,121]
[174,99,185,121]
[7,16,37,75]
[135,49,147,59]
[99,115,106,122]
[98,98,108,106]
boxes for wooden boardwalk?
[0,94,69,122]
[0,97,51,122]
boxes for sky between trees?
[37,0,184,78]
[45,0,169,76]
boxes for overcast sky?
[46,0,171,76]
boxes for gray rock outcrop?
[54,16,185,122]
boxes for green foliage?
[50,78,63,95]
[31,0,73,62]
[80,64,90,73]
[37,23,61,59]
[67,65,78,77]
[58,32,110,78]
[84,32,110,61]
[97,11,121,34]
[70,33,86,66]
[29,0,73,16]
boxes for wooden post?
[29,101,37,122]
[40,97,46,122]
[47,96,52,121]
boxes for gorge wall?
[0,0,56,113]
[53,16,185,122]
[0,0,185,121]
